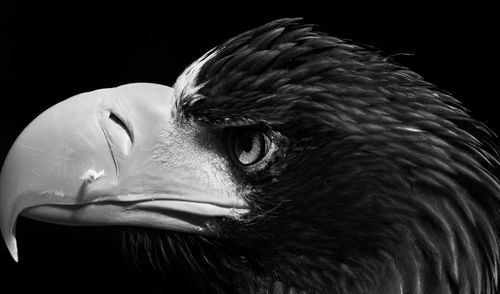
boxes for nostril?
[109,113,132,140]
[107,112,133,156]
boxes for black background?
[0,2,497,293]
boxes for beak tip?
[3,233,19,262]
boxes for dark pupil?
[234,131,265,165]
[240,134,254,153]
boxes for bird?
[1,18,500,294]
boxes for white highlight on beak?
[80,169,105,182]
[41,190,65,198]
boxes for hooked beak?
[0,83,247,262]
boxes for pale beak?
[0,83,247,261]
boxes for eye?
[230,129,270,166]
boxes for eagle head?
[1,19,499,294]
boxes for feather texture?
[126,19,500,294]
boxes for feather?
[128,19,500,293]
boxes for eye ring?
[230,129,270,166]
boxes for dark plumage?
[119,19,500,293]
[2,18,499,294]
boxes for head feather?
[131,18,500,294]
